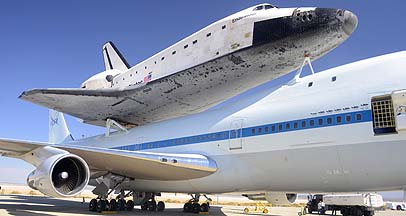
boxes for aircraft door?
[229,119,243,150]
[392,90,406,131]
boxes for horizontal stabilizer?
[103,41,130,71]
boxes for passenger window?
[356,113,362,121]
[278,124,283,131]
[308,82,313,87]
[206,33,211,37]
[222,25,226,29]
[184,44,188,49]
[252,128,255,134]
[346,115,352,122]
[332,76,337,82]
[302,121,306,128]
[271,125,275,132]
[286,123,290,129]
[337,116,342,123]
[310,120,315,126]
[172,51,176,55]
[264,4,273,9]
[318,119,323,125]
[193,40,197,44]
[161,57,165,61]
[327,118,332,124]
[265,127,269,133]
[258,128,262,133]
[294,122,298,129]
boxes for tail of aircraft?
[49,110,74,144]
[102,41,130,71]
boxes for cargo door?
[229,119,243,150]
[392,90,406,132]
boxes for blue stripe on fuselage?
[114,110,372,151]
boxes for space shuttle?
[20,3,357,128]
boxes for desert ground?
[0,185,405,216]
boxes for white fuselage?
[75,51,406,194]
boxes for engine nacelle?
[27,153,90,198]
[264,192,298,205]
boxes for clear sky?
[0,0,405,198]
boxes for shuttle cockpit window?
[254,5,264,11]
[253,4,276,11]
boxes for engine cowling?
[27,153,90,198]
[264,192,298,205]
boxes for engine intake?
[27,153,89,198]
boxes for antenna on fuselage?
[288,53,315,85]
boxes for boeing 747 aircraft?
[5,3,405,216]
[20,3,357,128]
[2,50,406,213]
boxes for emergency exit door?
[229,119,243,150]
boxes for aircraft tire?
[109,199,117,211]
[201,203,209,212]
[148,200,157,211]
[141,202,148,211]
[96,200,107,212]
[184,202,192,212]
[157,201,165,211]
[89,199,97,212]
[192,203,201,213]
[118,199,126,211]
[126,200,134,211]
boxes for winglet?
[49,110,74,144]
[102,41,130,71]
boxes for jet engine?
[264,192,297,205]
[27,153,90,198]
[244,192,298,205]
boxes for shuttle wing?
[0,138,217,180]
[19,72,223,128]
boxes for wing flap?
[0,138,217,180]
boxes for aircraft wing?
[19,75,216,128]
[0,138,217,180]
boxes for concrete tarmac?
[0,195,405,216]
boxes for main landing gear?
[140,194,166,212]
[88,197,134,212]
[183,194,211,214]
[88,191,167,213]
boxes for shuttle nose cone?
[342,10,358,35]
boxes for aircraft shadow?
[0,195,230,216]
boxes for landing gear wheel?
[201,203,209,212]
[141,202,148,211]
[117,199,126,211]
[263,208,269,214]
[89,199,97,212]
[157,201,165,212]
[192,203,201,213]
[184,202,192,212]
[126,200,134,211]
[109,199,117,211]
[96,200,107,212]
[243,207,249,213]
[397,205,402,210]
[148,200,157,211]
